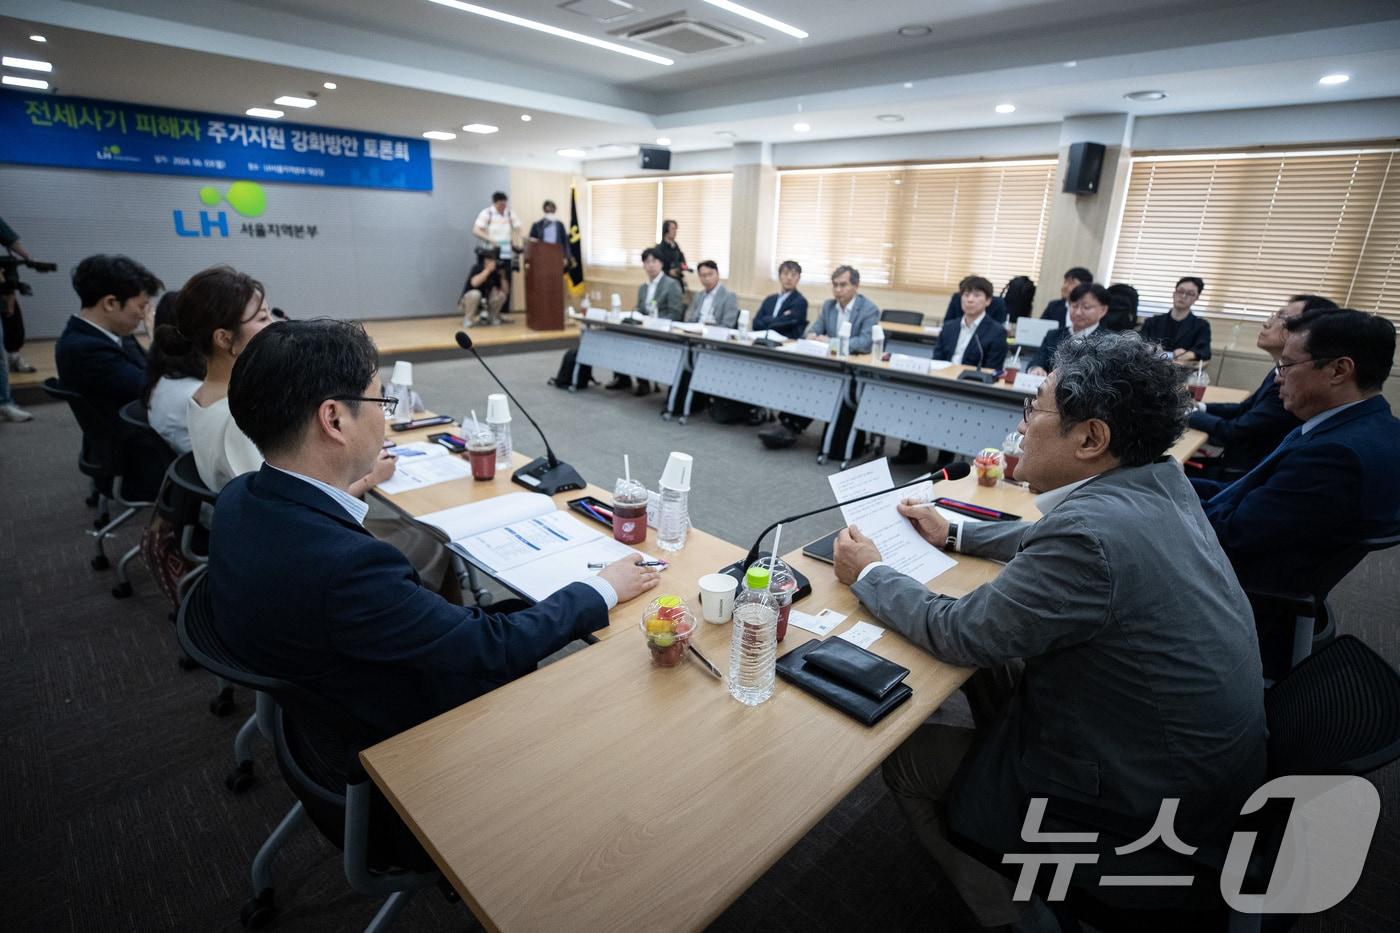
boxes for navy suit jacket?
[1195,395,1400,595]
[943,293,1008,325]
[54,315,148,419]
[935,315,1008,371]
[1029,324,1109,373]
[1188,367,1298,474]
[1040,298,1068,326]
[752,290,809,339]
[209,465,610,741]
[528,219,568,243]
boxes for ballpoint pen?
[586,559,668,569]
[687,643,723,680]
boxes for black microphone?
[455,331,585,495]
[958,321,1000,384]
[717,461,973,600]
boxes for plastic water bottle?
[729,565,778,706]
[736,308,751,333]
[486,393,512,470]
[837,320,852,358]
[870,324,885,360]
[656,451,692,552]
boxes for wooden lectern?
[523,241,565,331]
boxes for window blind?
[774,160,1056,291]
[586,174,733,274]
[1111,148,1400,322]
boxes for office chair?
[41,377,114,526]
[880,308,924,326]
[177,574,442,931]
[111,400,177,598]
[153,452,219,606]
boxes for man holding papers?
[832,333,1265,928]
[209,320,658,742]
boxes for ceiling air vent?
[618,17,757,55]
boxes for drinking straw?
[769,524,783,589]
[624,454,632,483]
[471,410,481,433]
[1012,347,1022,366]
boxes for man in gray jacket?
[683,260,740,328]
[605,247,684,395]
[834,333,1265,929]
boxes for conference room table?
[359,398,1239,932]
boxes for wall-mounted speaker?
[639,146,672,171]
[1063,142,1106,195]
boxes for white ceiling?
[2,0,1399,167]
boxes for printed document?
[827,459,956,585]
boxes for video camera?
[475,243,519,273]
[0,255,57,298]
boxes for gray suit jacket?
[683,284,740,328]
[852,460,1265,903]
[634,275,685,322]
[809,294,880,352]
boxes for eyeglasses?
[1022,396,1056,421]
[327,395,398,415]
[1276,356,1336,373]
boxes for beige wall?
[507,166,585,311]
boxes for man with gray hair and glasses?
[833,333,1265,930]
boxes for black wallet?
[804,637,909,699]
[776,638,913,726]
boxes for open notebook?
[418,493,654,601]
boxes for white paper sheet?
[827,459,957,585]
[375,454,474,495]
[837,621,885,649]
[787,608,846,636]
[460,512,602,573]
[494,538,653,602]
[926,359,955,371]
[418,493,556,543]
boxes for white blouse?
[147,376,200,454]
[186,394,263,491]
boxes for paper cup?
[659,451,693,492]
[390,360,413,386]
[486,392,511,423]
[698,573,739,623]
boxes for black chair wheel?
[177,654,199,671]
[209,689,235,717]
[91,555,110,571]
[226,761,257,793]
[112,581,133,599]
[241,889,276,929]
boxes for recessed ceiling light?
[462,123,499,134]
[520,113,533,122]
[557,148,588,158]
[793,122,811,132]
[1318,73,1350,85]
[897,25,932,37]
[3,75,48,89]
[655,137,672,145]
[29,35,47,43]
[323,81,337,90]
[1124,90,1168,101]
[875,114,904,123]
[274,95,316,108]
[246,108,285,119]
[2,57,52,73]
[700,0,808,39]
[902,81,914,89]
[715,130,738,138]
[423,130,457,140]
[995,103,1016,114]
[425,0,673,65]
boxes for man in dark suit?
[1195,309,1400,605]
[941,292,1008,325]
[1188,294,1338,476]
[1027,282,1111,375]
[210,319,658,742]
[1038,266,1092,326]
[527,199,568,245]
[834,333,1265,927]
[55,254,164,419]
[751,259,808,339]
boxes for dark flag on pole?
[566,186,585,292]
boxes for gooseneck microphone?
[717,461,973,600]
[958,322,1000,384]
[455,331,585,495]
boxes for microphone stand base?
[957,369,1000,384]
[512,458,586,496]
[716,551,813,602]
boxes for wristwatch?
[944,522,960,552]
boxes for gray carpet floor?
[3,345,1396,931]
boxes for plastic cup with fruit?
[640,595,698,668]
[973,447,1005,487]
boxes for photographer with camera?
[459,245,509,328]
[1,213,56,376]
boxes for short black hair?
[831,265,860,285]
[1286,309,1396,392]
[1069,282,1111,307]
[542,200,556,212]
[1064,267,1093,285]
[1176,276,1205,294]
[697,260,719,274]
[71,255,164,308]
[662,219,678,236]
[228,319,380,458]
[1288,294,1339,314]
[959,275,995,299]
[1052,331,1188,467]
[491,191,508,203]
[641,247,662,263]
[778,260,802,276]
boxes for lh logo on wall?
[172,181,319,240]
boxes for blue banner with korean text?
[0,90,432,191]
